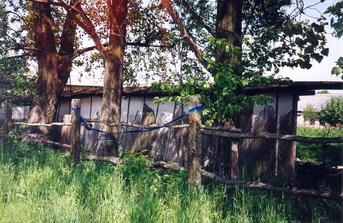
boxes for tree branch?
[161,0,208,69]
[72,41,174,60]
[175,0,215,36]
[0,53,32,61]
[51,0,107,57]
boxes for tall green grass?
[296,127,343,164]
[0,136,341,222]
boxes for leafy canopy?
[319,97,343,126]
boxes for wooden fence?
[4,98,343,201]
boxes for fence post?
[188,95,202,185]
[4,99,12,134]
[71,99,81,165]
[231,141,239,179]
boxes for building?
[298,92,343,126]
[2,81,342,181]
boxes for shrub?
[303,104,318,124]
[317,90,329,94]
[319,97,343,126]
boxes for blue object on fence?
[71,104,204,141]
[188,105,203,113]
[97,138,115,142]
[71,107,112,134]
[123,113,188,133]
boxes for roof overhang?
[241,81,343,95]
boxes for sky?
[278,0,343,82]
[68,0,343,86]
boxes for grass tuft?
[0,136,341,222]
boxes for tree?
[53,0,128,156]
[1,0,78,136]
[319,97,343,127]
[26,1,77,135]
[160,0,330,126]
[303,104,318,124]
[0,1,31,106]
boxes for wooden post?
[4,99,12,134]
[231,141,239,179]
[188,95,202,185]
[71,99,81,165]
[322,143,327,165]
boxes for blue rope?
[123,113,188,133]
[188,105,203,113]
[71,107,112,134]
[71,104,204,142]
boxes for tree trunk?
[96,0,127,156]
[58,0,77,83]
[96,55,123,156]
[27,1,76,137]
[215,0,243,74]
[215,0,243,128]
[27,2,60,135]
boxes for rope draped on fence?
[71,104,203,143]
[72,105,203,134]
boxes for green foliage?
[331,57,343,79]
[296,127,343,165]
[319,97,343,126]
[317,90,329,94]
[326,1,343,38]
[325,1,343,79]
[0,1,31,104]
[1,138,341,222]
[153,40,280,126]
[303,105,318,123]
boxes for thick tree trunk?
[27,55,61,135]
[96,54,123,156]
[215,0,243,128]
[27,2,76,137]
[215,0,243,74]
[27,2,60,135]
[58,2,77,83]
[96,0,128,156]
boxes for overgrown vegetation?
[297,127,343,164]
[303,104,318,124]
[319,97,343,127]
[0,137,341,222]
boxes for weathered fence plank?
[4,99,12,134]
[231,141,239,179]
[71,99,81,164]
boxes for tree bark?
[27,1,76,137]
[96,0,128,156]
[215,0,243,74]
[58,2,77,83]
[27,2,60,135]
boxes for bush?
[319,97,343,126]
[303,104,318,124]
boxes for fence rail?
[201,129,343,144]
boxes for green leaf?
[337,57,343,66]
[321,48,329,56]
[313,53,324,63]
[304,46,314,54]
[331,66,343,75]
